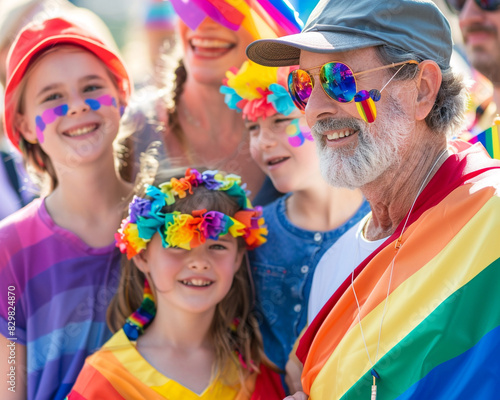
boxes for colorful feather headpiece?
[115,168,268,259]
[220,61,296,121]
[169,0,303,39]
[220,61,313,146]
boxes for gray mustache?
[311,118,363,135]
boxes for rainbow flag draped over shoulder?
[169,0,303,39]
[297,143,500,399]
[467,118,500,160]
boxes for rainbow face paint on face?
[85,94,117,110]
[285,118,313,147]
[34,95,118,144]
[35,104,69,143]
[354,90,377,124]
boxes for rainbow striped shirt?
[0,199,121,399]
[67,329,286,400]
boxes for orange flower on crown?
[115,220,149,259]
[233,209,268,250]
[171,177,193,198]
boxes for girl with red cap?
[0,17,133,400]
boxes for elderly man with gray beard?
[247,0,500,399]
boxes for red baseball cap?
[3,17,132,151]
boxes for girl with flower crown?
[221,61,371,393]
[0,18,133,400]
[67,166,284,399]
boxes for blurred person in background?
[121,0,178,89]
[446,0,500,131]
[118,0,303,205]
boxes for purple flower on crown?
[187,168,204,186]
[250,206,263,229]
[201,170,223,190]
[200,211,229,239]
[129,196,152,223]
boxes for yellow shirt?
[68,329,255,400]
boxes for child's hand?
[284,391,308,400]
[284,355,303,394]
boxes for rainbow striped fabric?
[169,0,303,39]
[67,329,285,400]
[355,98,376,124]
[468,121,500,160]
[297,143,500,399]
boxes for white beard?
[312,95,413,189]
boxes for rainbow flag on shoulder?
[468,117,500,159]
[297,143,500,400]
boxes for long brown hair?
[165,59,190,155]
[107,162,271,384]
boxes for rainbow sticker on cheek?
[285,118,314,147]
[354,89,379,123]
[85,94,117,110]
[35,104,69,143]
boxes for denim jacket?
[249,193,370,371]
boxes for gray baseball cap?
[246,0,453,69]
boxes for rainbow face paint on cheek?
[85,94,117,110]
[285,118,314,147]
[354,90,377,123]
[35,104,69,143]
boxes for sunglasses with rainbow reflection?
[287,60,419,123]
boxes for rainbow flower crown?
[220,61,297,122]
[115,169,268,258]
[220,61,313,146]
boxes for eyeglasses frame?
[289,60,419,107]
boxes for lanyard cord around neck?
[350,147,449,397]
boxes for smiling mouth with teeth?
[180,279,213,287]
[326,130,357,140]
[64,124,98,137]
[190,38,234,57]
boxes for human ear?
[414,60,442,122]
[15,113,37,144]
[133,251,151,274]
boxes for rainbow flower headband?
[220,61,313,147]
[115,169,268,258]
